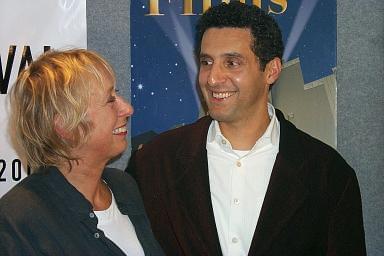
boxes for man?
[127,2,366,255]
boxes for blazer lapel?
[249,110,309,255]
[248,154,308,255]
[169,117,222,255]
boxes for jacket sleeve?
[326,156,366,256]
[0,214,34,255]
[126,150,139,182]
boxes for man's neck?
[218,108,270,150]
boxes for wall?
[337,1,384,255]
[272,58,337,149]
[87,0,131,170]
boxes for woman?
[0,49,163,255]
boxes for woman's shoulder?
[0,173,52,225]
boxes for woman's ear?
[54,115,71,139]
[265,57,282,86]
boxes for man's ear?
[265,57,282,85]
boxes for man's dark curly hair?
[195,1,284,71]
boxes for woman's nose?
[116,95,134,117]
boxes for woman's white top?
[94,191,145,256]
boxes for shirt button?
[94,232,100,239]
[89,212,95,218]
[232,237,238,243]
[236,161,241,167]
[233,198,240,205]
[221,139,226,145]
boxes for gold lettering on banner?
[252,0,261,8]
[183,0,195,15]
[203,1,229,13]
[203,0,211,13]
[268,0,287,14]
[147,0,288,16]
[147,0,164,15]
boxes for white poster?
[0,0,87,197]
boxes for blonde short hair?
[9,49,115,171]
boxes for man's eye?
[226,60,240,68]
[200,59,212,66]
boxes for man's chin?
[208,111,232,123]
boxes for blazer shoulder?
[135,116,211,155]
[278,111,355,178]
[297,128,350,169]
[103,168,141,200]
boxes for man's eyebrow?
[199,52,244,59]
[199,53,211,59]
[222,52,244,58]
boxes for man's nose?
[207,64,226,86]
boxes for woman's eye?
[108,96,117,103]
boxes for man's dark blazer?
[127,110,366,256]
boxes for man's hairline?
[198,26,263,69]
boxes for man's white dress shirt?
[206,103,280,256]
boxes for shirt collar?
[207,103,280,153]
[40,166,93,219]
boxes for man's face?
[198,28,271,126]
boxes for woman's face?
[77,78,133,165]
